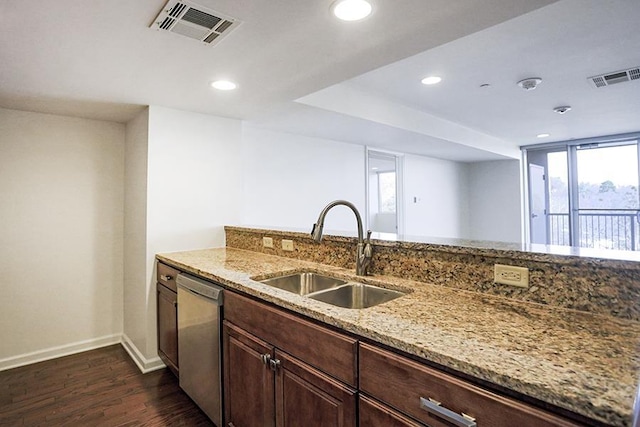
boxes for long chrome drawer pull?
[420,397,477,427]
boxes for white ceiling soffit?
[150,0,241,46]
[246,103,511,162]
[296,83,520,159]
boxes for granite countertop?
[157,247,640,427]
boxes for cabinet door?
[157,283,178,375]
[224,321,275,427]
[275,350,356,427]
[359,395,424,427]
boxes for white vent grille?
[150,0,241,46]
[588,66,640,88]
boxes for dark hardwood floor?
[0,344,214,426]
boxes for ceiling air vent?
[150,0,241,46]
[588,66,640,88]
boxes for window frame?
[522,131,640,249]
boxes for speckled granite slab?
[225,226,640,321]
[157,247,640,427]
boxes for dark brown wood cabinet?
[224,321,275,427]
[156,262,179,376]
[359,394,423,427]
[359,342,581,427]
[223,291,357,427]
[275,350,356,427]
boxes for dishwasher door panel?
[177,286,222,426]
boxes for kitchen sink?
[260,272,347,295]
[308,283,405,309]
[258,272,407,309]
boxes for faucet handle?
[364,230,373,257]
[311,222,324,242]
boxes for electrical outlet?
[282,239,294,251]
[494,264,529,288]
[262,237,274,248]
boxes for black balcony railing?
[548,211,640,251]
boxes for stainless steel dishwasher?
[176,273,223,426]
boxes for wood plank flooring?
[0,344,215,426]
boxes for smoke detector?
[517,77,542,91]
[150,0,241,46]
[588,67,640,88]
[553,106,572,114]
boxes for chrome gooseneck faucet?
[311,200,373,276]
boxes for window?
[378,171,396,213]
[524,133,640,251]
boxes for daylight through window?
[525,134,640,251]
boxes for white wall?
[0,108,124,369]
[241,126,366,234]
[466,159,522,243]
[136,106,243,361]
[404,154,470,238]
[123,108,149,364]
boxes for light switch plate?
[282,239,294,251]
[262,237,274,248]
[494,264,529,288]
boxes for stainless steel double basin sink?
[257,271,406,309]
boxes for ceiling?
[1,0,638,162]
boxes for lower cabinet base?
[223,320,357,427]
[158,351,178,378]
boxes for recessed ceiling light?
[421,76,442,85]
[537,133,550,138]
[211,80,237,91]
[332,0,372,21]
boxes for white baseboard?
[0,334,122,372]
[121,333,165,373]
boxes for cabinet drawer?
[225,291,358,387]
[359,343,580,427]
[360,395,424,427]
[157,262,179,292]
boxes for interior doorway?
[366,149,403,235]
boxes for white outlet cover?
[282,239,294,251]
[494,264,529,288]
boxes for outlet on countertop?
[494,264,529,288]
[282,239,294,251]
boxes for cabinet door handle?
[260,353,271,365]
[269,358,281,371]
[420,397,476,427]
[160,274,173,281]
